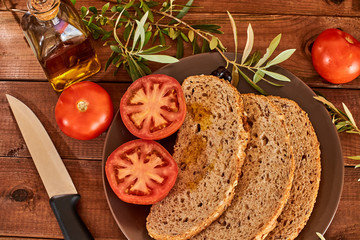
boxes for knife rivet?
[11,188,32,202]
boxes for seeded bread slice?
[194,93,295,240]
[146,75,249,240]
[266,96,321,240]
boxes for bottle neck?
[27,0,60,21]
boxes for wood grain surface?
[0,0,359,239]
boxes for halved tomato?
[120,74,186,140]
[105,139,178,205]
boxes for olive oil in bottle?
[21,0,101,92]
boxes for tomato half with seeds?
[120,74,186,140]
[105,139,178,205]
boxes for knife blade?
[6,94,94,240]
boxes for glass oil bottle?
[21,0,101,92]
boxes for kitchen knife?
[6,94,94,240]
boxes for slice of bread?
[266,96,321,240]
[194,93,295,240]
[146,75,249,240]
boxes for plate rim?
[102,52,344,240]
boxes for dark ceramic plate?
[102,52,344,240]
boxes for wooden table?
[0,0,359,239]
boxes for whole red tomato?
[312,28,360,84]
[55,81,114,140]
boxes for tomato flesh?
[105,139,178,205]
[120,74,186,140]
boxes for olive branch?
[314,95,360,181]
[77,0,295,94]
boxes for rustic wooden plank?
[0,156,358,239]
[0,157,125,239]
[324,167,360,240]
[1,82,360,166]
[314,88,360,166]
[0,81,129,161]
[1,11,360,88]
[3,0,360,17]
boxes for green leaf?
[101,31,112,41]
[176,36,184,59]
[255,34,281,68]
[80,6,88,18]
[89,6,98,14]
[139,45,170,55]
[210,36,218,50]
[342,103,358,129]
[136,54,179,63]
[127,56,145,80]
[227,11,238,61]
[201,38,210,53]
[265,49,296,68]
[348,156,360,160]
[241,23,254,64]
[110,45,122,53]
[105,52,117,71]
[180,31,189,42]
[132,11,149,51]
[102,2,110,15]
[188,30,194,42]
[192,36,201,54]
[191,24,223,34]
[141,1,154,22]
[169,0,194,25]
[70,0,76,5]
[238,69,267,95]
[159,30,166,45]
[261,70,291,82]
[253,69,265,83]
[316,232,326,240]
[144,31,152,46]
[138,61,152,75]
[231,66,239,87]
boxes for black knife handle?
[50,194,94,240]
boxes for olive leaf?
[132,11,149,51]
[241,23,254,65]
[255,34,281,68]
[265,49,296,68]
[227,11,238,61]
[168,0,194,25]
[316,232,326,240]
[136,54,179,63]
[342,103,358,129]
[261,69,291,82]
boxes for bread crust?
[265,96,321,240]
[193,93,295,240]
[146,75,249,240]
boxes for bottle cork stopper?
[27,0,60,21]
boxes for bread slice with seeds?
[265,96,321,240]
[193,93,295,240]
[146,75,249,240]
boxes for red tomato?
[55,81,114,140]
[312,28,360,84]
[120,74,186,140]
[105,139,178,205]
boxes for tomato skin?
[120,74,186,140]
[312,28,360,84]
[55,81,114,140]
[105,139,178,205]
